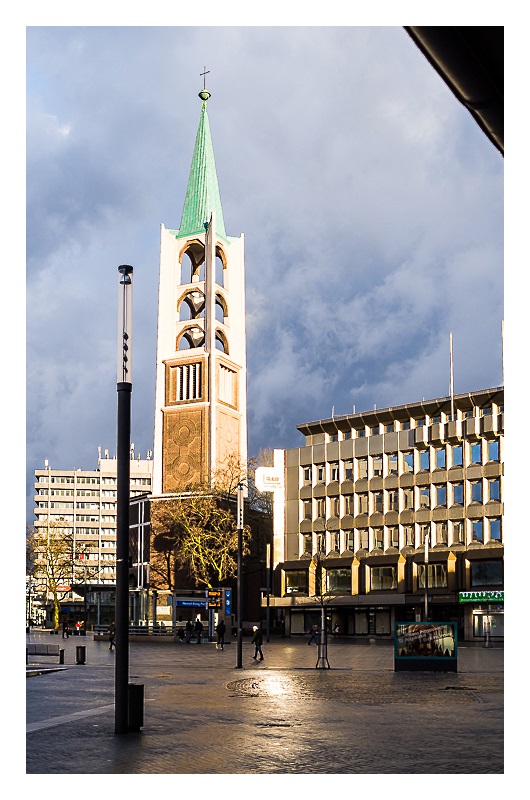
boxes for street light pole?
[115,264,133,734]
[424,531,429,622]
[236,482,244,669]
[265,543,270,643]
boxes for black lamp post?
[236,482,244,669]
[115,264,133,734]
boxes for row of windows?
[322,406,503,441]
[300,518,502,555]
[303,441,500,486]
[303,478,501,519]
[37,475,151,485]
[285,560,502,595]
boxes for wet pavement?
[26,630,504,775]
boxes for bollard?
[128,683,144,732]
[75,645,86,665]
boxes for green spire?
[177,95,227,240]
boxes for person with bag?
[216,619,226,650]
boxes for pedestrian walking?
[333,623,340,638]
[307,624,319,645]
[216,619,226,650]
[194,618,204,644]
[62,620,70,639]
[251,625,264,661]
[185,619,193,643]
[108,620,116,651]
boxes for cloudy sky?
[25,23,504,522]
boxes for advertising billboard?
[394,622,458,672]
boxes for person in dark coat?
[251,625,264,661]
[216,619,226,650]
[194,618,204,644]
[62,620,70,639]
[108,620,116,651]
[185,619,193,643]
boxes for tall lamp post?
[236,482,244,669]
[424,531,430,622]
[115,264,133,734]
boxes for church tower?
[153,86,247,494]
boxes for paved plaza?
[25,629,504,776]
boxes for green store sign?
[459,590,504,603]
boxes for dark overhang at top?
[404,26,503,155]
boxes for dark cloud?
[26,26,503,521]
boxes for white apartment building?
[33,449,153,624]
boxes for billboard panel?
[394,622,458,672]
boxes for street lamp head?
[117,264,133,384]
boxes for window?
[345,531,355,551]
[284,570,308,595]
[470,443,482,464]
[489,518,502,540]
[176,362,202,401]
[358,494,368,514]
[471,481,483,503]
[316,534,325,553]
[371,425,379,435]
[389,526,399,547]
[316,499,325,518]
[435,485,447,507]
[404,525,415,546]
[385,423,394,433]
[481,406,492,417]
[343,431,352,440]
[330,463,339,482]
[451,444,463,467]
[488,440,500,461]
[357,458,368,479]
[470,561,502,587]
[418,564,447,589]
[435,447,446,469]
[330,497,340,518]
[415,418,425,427]
[388,453,398,475]
[317,466,325,483]
[453,521,464,542]
[431,414,441,424]
[326,568,351,592]
[435,522,448,545]
[356,428,365,438]
[472,520,483,541]
[344,461,353,480]
[330,433,339,442]
[452,483,464,505]
[329,532,340,552]
[344,495,355,515]
[401,420,410,430]
[403,488,414,509]
[373,456,383,477]
[403,452,414,473]
[370,566,397,590]
[419,524,430,545]
[303,467,312,485]
[419,450,430,471]
[388,490,399,511]
[303,500,312,520]
[488,479,500,502]
[359,529,369,549]
[373,528,384,548]
[374,492,384,513]
[419,486,430,508]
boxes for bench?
[26,643,65,665]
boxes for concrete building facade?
[33,450,153,626]
[270,386,504,643]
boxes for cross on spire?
[200,67,210,91]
